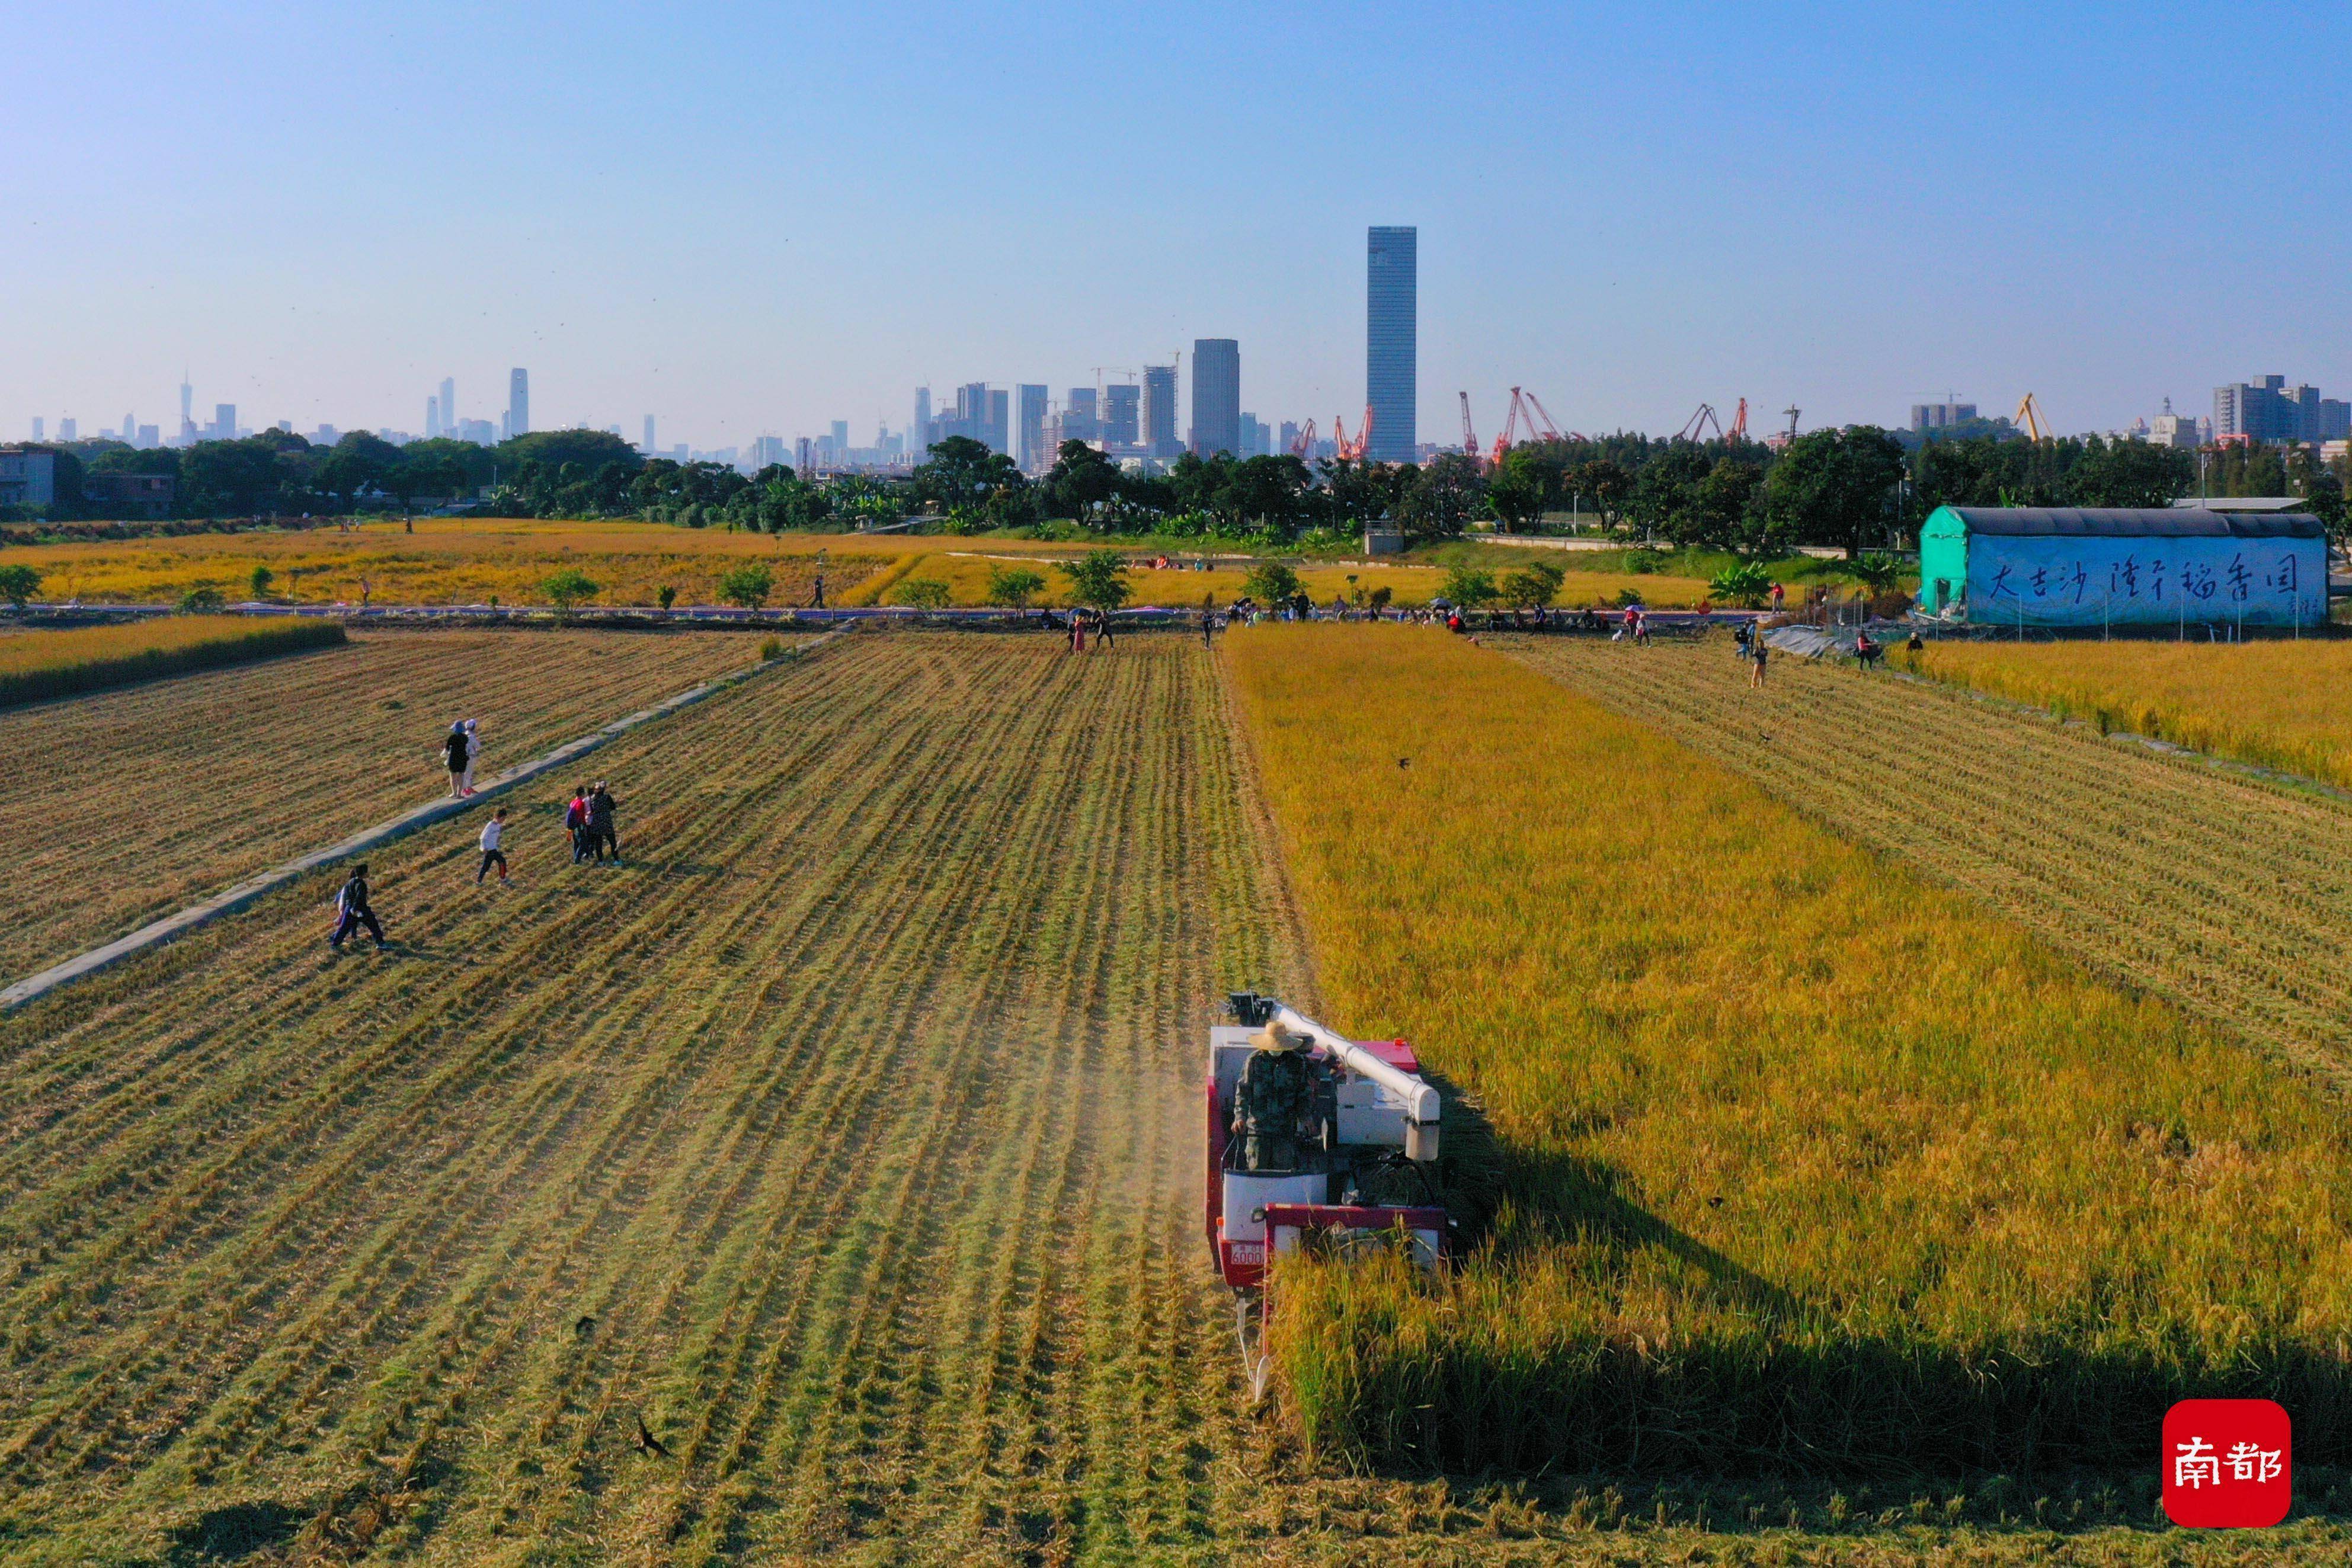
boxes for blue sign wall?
[1966,535,2324,628]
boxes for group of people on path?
[1064,606,1116,653]
[329,730,628,953]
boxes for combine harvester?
[1207,992,1449,1397]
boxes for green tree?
[1487,449,1551,533]
[1059,548,1132,611]
[2062,437,2193,508]
[889,578,952,609]
[914,436,1025,517]
[542,568,600,610]
[717,563,773,609]
[657,584,678,610]
[1397,453,1487,542]
[0,564,40,607]
[1499,559,1566,609]
[1241,561,1301,604]
[1762,427,1908,557]
[985,565,1047,607]
[249,564,274,600]
[179,584,226,613]
[1567,459,1630,527]
[1043,441,1124,526]
[1439,565,1498,609]
[1708,561,1773,608]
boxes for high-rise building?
[59,417,77,442]
[913,388,932,455]
[1016,384,1049,470]
[1141,365,1178,457]
[1190,340,1240,456]
[1102,383,1139,448]
[1366,225,1417,462]
[749,435,788,469]
[1241,414,1269,458]
[1910,401,1977,432]
[178,374,194,446]
[507,369,529,439]
[1064,386,1099,443]
[439,377,455,434]
[427,396,443,440]
[137,424,160,449]
[2216,375,2351,444]
[30,418,43,443]
[311,425,338,447]
[1278,420,1301,455]
[830,420,850,456]
[643,415,657,453]
[210,404,236,441]
[986,389,1010,456]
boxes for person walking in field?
[476,808,510,885]
[588,782,620,865]
[565,785,592,862]
[443,722,471,798]
[1633,607,1652,647]
[1068,610,1086,654]
[1751,636,1769,687]
[1768,581,1784,615]
[460,719,482,795]
[1093,606,1115,652]
[329,863,387,952]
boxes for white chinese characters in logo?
[2174,1435,2281,1489]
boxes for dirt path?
[0,629,769,977]
[1505,635,2352,1092]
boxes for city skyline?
[11,4,2352,451]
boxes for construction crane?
[1783,405,1800,444]
[1727,398,1748,442]
[1458,392,1479,457]
[2014,392,2052,442]
[1287,418,1319,459]
[1519,389,1566,441]
[1676,403,1723,442]
[1333,406,1372,462]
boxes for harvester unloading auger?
[1207,993,1450,1400]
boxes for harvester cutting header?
[1207,993,1451,1395]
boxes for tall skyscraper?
[507,369,529,439]
[1102,384,1139,448]
[1190,340,1240,457]
[830,420,850,456]
[1141,365,1178,457]
[427,396,443,440]
[31,418,44,442]
[439,377,456,434]
[1065,386,1099,443]
[1366,225,1417,463]
[59,417,77,442]
[913,388,932,455]
[178,373,195,446]
[643,415,657,452]
[986,389,1010,456]
[212,404,236,441]
[1017,384,1049,470]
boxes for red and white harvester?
[1207,991,1449,1395]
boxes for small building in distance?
[0,447,58,510]
[85,472,175,521]
[1918,505,2325,628]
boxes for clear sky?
[11,1,2350,450]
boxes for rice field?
[1227,625,2352,1481]
[5,626,2349,1561]
[0,617,345,708]
[1900,635,2352,791]
[8,516,1708,611]
[0,629,763,979]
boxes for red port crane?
[1677,403,1724,442]
[1333,406,1373,462]
[1287,418,1319,459]
[1727,398,1748,441]
[1458,392,1479,457]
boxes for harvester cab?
[1207,991,1448,1398]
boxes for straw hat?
[1250,1019,1308,1053]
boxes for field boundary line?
[0,628,852,1013]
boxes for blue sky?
[11,1,2350,449]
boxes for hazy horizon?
[12,0,2351,449]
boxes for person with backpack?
[565,785,592,863]
[443,723,471,798]
[329,863,387,951]
[587,782,620,865]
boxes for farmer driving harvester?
[1231,1017,1316,1170]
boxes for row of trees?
[19,418,2349,559]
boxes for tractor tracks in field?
[1505,636,2352,1094]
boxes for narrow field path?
[1505,635,2352,1089]
[0,633,1314,1566]
[0,629,768,977]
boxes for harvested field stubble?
[1902,635,2352,789]
[0,616,345,708]
[0,628,766,977]
[1228,625,2352,1477]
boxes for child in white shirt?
[476,809,509,885]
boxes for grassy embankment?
[0,617,346,709]
[1902,638,2352,790]
[1226,625,2352,1477]
[7,517,1721,611]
